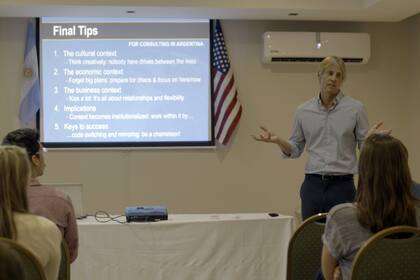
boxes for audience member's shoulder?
[15,213,60,234]
[30,185,71,202]
[412,181,420,199]
[328,203,357,220]
[413,202,420,226]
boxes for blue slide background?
[41,37,211,143]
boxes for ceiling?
[0,0,419,22]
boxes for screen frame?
[37,17,215,149]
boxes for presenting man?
[3,128,79,262]
[253,56,388,220]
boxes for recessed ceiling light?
[288,13,299,16]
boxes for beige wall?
[406,14,420,178]
[0,16,418,216]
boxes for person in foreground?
[0,145,61,280]
[253,55,389,220]
[321,134,420,280]
[3,128,79,262]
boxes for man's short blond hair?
[318,56,346,81]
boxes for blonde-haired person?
[321,134,420,280]
[0,145,61,280]
[253,56,389,221]
[3,128,79,262]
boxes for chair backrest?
[351,226,420,280]
[58,241,71,280]
[0,237,47,280]
[286,213,327,280]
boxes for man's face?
[32,143,47,177]
[319,63,344,96]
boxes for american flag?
[212,20,242,145]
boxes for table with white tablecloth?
[72,213,294,280]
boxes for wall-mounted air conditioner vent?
[262,32,370,64]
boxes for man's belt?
[306,174,353,181]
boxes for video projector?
[125,206,168,222]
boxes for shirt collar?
[30,177,41,186]
[317,91,344,108]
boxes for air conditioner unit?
[262,32,370,64]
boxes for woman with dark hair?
[321,134,420,280]
[0,145,61,280]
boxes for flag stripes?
[212,20,242,145]
[19,19,40,128]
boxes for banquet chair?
[286,212,327,280]
[0,237,47,280]
[351,225,420,280]
[58,241,71,280]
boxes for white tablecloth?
[72,213,294,280]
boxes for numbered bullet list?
[42,37,210,142]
